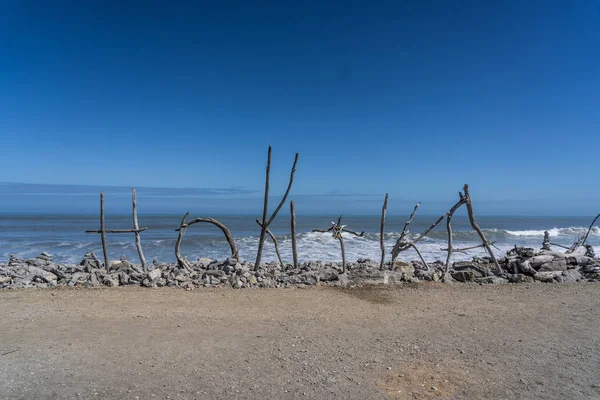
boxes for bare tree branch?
[444,193,466,276]
[380,193,388,270]
[290,201,298,269]
[255,147,299,270]
[100,192,109,271]
[463,184,501,275]
[177,217,239,261]
[408,243,429,271]
[132,188,147,271]
[175,212,191,271]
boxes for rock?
[317,267,338,282]
[394,261,415,281]
[557,269,582,283]
[69,272,89,285]
[27,266,57,283]
[474,276,508,284]
[80,252,102,269]
[205,270,225,277]
[102,274,120,287]
[534,271,562,283]
[451,270,474,283]
[0,276,12,284]
[568,246,588,257]
[507,274,534,283]
[537,259,568,272]
[529,255,555,268]
[566,255,595,267]
[87,272,100,287]
[118,271,130,285]
[147,268,162,282]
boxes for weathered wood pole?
[255,146,272,270]
[290,201,298,269]
[175,212,191,271]
[100,192,109,271]
[379,193,388,270]
[254,147,299,271]
[338,235,346,273]
[444,193,466,276]
[132,188,147,271]
[463,184,501,274]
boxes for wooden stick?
[100,192,109,271]
[266,153,299,227]
[463,184,501,274]
[445,194,466,274]
[175,212,191,271]
[132,188,147,270]
[255,146,272,270]
[338,235,346,273]
[408,243,429,271]
[178,217,239,260]
[550,242,570,250]
[581,213,599,247]
[86,228,148,234]
[441,241,497,252]
[255,219,283,267]
[290,201,298,269]
[379,193,388,270]
[390,202,421,263]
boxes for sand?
[1,283,599,399]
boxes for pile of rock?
[1,246,599,290]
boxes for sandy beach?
[1,283,599,399]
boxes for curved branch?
[256,219,283,267]
[463,184,501,274]
[267,152,299,227]
[178,217,239,260]
[312,227,334,233]
[175,212,191,271]
[445,195,466,274]
[344,229,364,237]
[408,243,429,271]
[132,188,147,271]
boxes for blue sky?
[1,1,599,215]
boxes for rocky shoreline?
[1,244,599,290]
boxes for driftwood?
[408,243,429,270]
[132,188,147,270]
[314,216,362,273]
[567,213,599,253]
[255,146,299,270]
[441,241,498,253]
[463,184,501,274]
[175,212,191,271]
[550,242,570,250]
[255,219,283,267]
[174,214,238,270]
[290,201,298,269]
[444,193,467,276]
[379,193,388,270]
[85,190,149,271]
[100,192,108,271]
[176,217,239,260]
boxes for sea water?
[0,214,598,264]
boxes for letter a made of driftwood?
[175,213,239,271]
[255,146,299,270]
[85,190,148,271]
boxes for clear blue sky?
[1,1,599,215]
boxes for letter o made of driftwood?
[175,215,239,269]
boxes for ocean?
[0,214,598,265]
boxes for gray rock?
[534,271,562,283]
[394,261,415,281]
[537,259,568,272]
[529,255,555,268]
[451,270,474,283]
[507,274,535,283]
[27,266,57,283]
[474,276,508,284]
[557,269,582,283]
[147,268,162,282]
[102,273,120,287]
[118,271,130,285]
[87,273,100,287]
